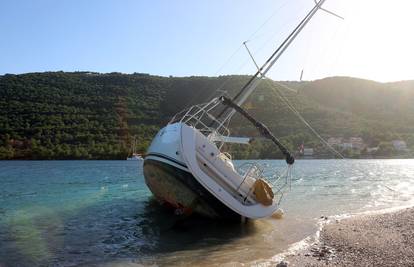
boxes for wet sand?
[281,207,414,266]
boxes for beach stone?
[276,260,288,267]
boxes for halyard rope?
[264,79,346,159]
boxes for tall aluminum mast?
[218,0,341,125]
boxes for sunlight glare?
[329,0,414,82]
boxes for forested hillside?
[1,72,413,159]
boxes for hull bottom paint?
[143,159,241,221]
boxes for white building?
[349,137,365,150]
[303,148,314,156]
[367,147,379,153]
[341,143,353,150]
[328,137,342,146]
[392,140,408,151]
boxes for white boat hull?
[143,123,280,220]
[143,123,240,219]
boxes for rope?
[197,0,296,105]
[212,44,244,77]
[220,96,295,165]
[264,79,346,159]
[248,5,311,67]
[181,1,307,112]
[246,0,290,42]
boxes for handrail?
[236,162,292,205]
[170,98,231,144]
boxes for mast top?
[217,0,343,124]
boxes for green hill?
[1,72,413,159]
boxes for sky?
[1,0,413,82]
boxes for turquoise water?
[1,160,414,266]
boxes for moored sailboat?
[127,136,143,161]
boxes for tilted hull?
[143,122,281,220]
[143,123,241,220]
[143,159,241,220]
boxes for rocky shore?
[280,207,414,266]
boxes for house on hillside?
[341,142,353,150]
[367,147,379,153]
[392,140,409,151]
[329,136,365,151]
[328,137,342,147]
[303,148,314,156]
[349,137,365,150]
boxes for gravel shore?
[281,207,414,266]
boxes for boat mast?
[133,136,136,155]
[219,0,330,124]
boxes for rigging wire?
[227,9,305,84]
[212,44,244,77]
[192,0,294,105]
[231,9,310,82]
[246,0,291,42]
[325,0,363,80]
[264,78,346,159]
[219,2,325,127]
[216,0,291,77]
[213,0,291,78]
[249,6,311,67]
[300,17,316,81]
[181,1,347,160]
[310,17,342,79]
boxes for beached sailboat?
[143,0,339,220]
[127,136,143,161]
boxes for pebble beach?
[281,207,414,266]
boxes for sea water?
[1,160,414,266]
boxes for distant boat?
[127,136,143,161]
[143,0,338,221]
[127,154,143,161]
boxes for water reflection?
[0,197,259,267]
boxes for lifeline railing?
[237,162,293,206]
[169,98,231,148]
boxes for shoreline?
[1,157,414,161]
[271,206,414,266]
